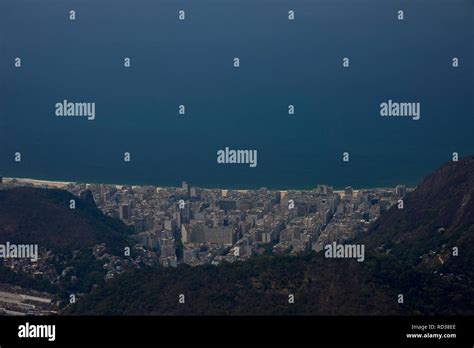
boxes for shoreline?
[2,176,410,194]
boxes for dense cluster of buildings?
[1,178,409,270]
[73,180,407,267]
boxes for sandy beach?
[3,177,72,189]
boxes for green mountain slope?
[0,187,131,253]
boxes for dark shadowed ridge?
[359,155,474,276]
[0,187,132,254]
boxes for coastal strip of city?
[0,176,409,315]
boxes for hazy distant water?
[1,0,473,189]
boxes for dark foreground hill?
[0,187,133,297]
[66,253,401,315]
[359,156,474,281]
[0,187,131,253]
[67,157,474,315]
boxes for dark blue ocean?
[1,0,473,189]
